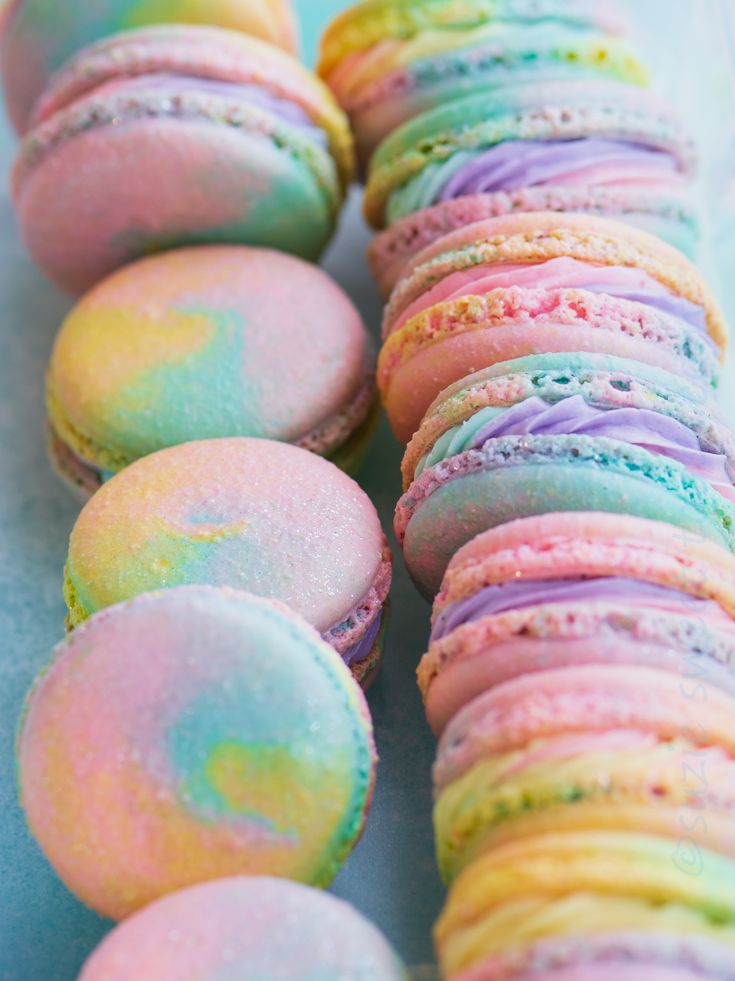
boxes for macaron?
[320,3,644,166]
[13,25,354,293]
[18,587,377,920]
[432,664,735,881]
[78,877,406,980]
[434,831,735,979]
[420,511,735,733]
[1,0,298,134]
[46,245,377,497]
[364,80,696,230]
[368,186,700,298]
[64,438,392,685]
[381,213,726,443]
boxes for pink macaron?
[13,25,354,292]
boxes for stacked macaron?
[320,1,735,977]
[7,2,401,975]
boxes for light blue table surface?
[1,2,734,978]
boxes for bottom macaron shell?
[327,396,382,476]
[17,116,336,293]
[396,436,735,598]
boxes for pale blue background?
[1,2,734,979]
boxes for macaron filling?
[430,576,734,642]
[391,256,710,337]
[387,139,683,223]
[414,395,735,498]
[342,612,384,667]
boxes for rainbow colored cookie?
[19,587,377,919]
[435,832,735,979]
[13,26,354,293]
[47,245,377,496]
[64,438,392,684]
[1,0,298,134]
[79,877,407,980]
[433,665,735,881]
[320,1,643,166]
[364,80,695,230]
[420,511,735,733]
[381,213,726,443]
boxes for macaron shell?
[65,438,387,635]
[78,877,406,980]
[47,246,373,471]
[421,600,735,735]
[18,588,376,919]
[368,187,700,298]
[396,435,735,599]
[14,90,341,294]
[1,0,299,134]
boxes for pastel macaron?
[435,831,735,979]
[420,511,735,733]
[18,587,377,920]
[320,1,643,166]
[432,665,735,881]
[47,245,377,496]
[64,438,392,684]
[364,80,696,230]
[78,877,406,980]
[381,212,727,443]
[13,25,354,293]
[1,0,298,134]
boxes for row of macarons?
[319,1,735,979]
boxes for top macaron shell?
[13,26,354,294]
[78,877,407,980]
[47,245,374,477]
[64,438,390,642]
[1,0,299,134]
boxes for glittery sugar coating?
[47,245,376,484]
[12,26,354,293]
[79,877,407,979]
[1,0,299,134]
[18,588,377,920]
[64,437,391,649]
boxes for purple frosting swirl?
[438,139,679,199]
[342,612,383,667]
[431,578,727,642]
[469,396,733,491]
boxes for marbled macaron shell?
[365,80,695,228]
[324,18,646,167]
[13,26,354,294]
[368,186,700,298]
[380,213,726,443]
[19,588,376,919]
[79,877,407,980]
[435,831,735,980]
[47,245,376,492]
[64,438,392,677]
[1,0,299,134]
